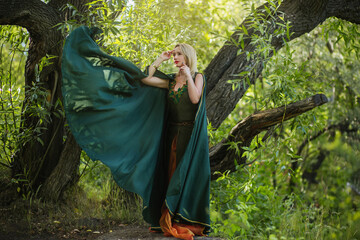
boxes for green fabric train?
[61,26,210,232]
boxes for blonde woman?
[142,44,209,239]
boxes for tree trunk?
[40,132,82,201]
[1,0,65,188]
[0,0,89,198]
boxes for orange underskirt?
[158,135,205,240]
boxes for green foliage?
[211,158,360,239]
[0,25,63,167]
[211,166,278,238]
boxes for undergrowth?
[210,165,360,240]
[0,162,144,237]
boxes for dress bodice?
[167,79,198,123]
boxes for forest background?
[0,0,360,239]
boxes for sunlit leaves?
[0,25,28,165]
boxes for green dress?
[61,26,211,233]
[165,80,199,169]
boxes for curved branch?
[0,0,61,39]
[297,121,359,157]
[0,0,63,84]
[210,94,328,177]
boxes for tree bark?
[40,132,82,201]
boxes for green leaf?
[242,25,249,36]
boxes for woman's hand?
[180,63,192,78]
[152,50,173,69]
[159,50,174,61]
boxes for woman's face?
[172,47,186,68]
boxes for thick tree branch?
[204,0,360,129]
[48,0,96,23]
[0,0,63,84]
[210,94,328,177]
[0,0,61,41]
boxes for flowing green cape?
[61,26,210,232]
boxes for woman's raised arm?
[141,50,173,89]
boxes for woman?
[61,26,210,240]
[141,44,208,239]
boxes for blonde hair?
[175,43,198,77]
